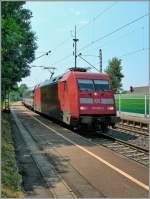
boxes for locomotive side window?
[78,79,94,91]
[93,80,110,91]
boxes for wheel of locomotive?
[101,123,108,133]
[111,123,116,129]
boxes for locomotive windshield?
[77,79,110,91]
[94,80,109,91]
[78,79,94,91]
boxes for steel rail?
[89,131,149,167]
[116,124,149,136]
[100,132,149,153]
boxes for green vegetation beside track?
[2,113,23,197]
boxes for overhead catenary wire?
[48,2,118,62]
[51,37,70,52]
[83,26,145,54]
[93,47,149,67]
[54,13,149,64]
[39,25,145,67]
[52,53,72,65]
[78,54,99,72]
[79,13,149,52]
[119,47,149,58]
[52,13,148,66]
[72,26,145,59]
[78,2,118,32]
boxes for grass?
[1,112,23,197]
[115,94,149,114]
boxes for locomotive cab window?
[78,79,94,91]
[94,80,110,91]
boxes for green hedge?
[2,113,23,197]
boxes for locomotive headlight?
[94,92,98,96]
[107,106,114,110]
[80,106,87,110]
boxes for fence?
[115,93,149,116]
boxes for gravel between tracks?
[106,128,149,151]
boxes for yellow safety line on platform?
[28,113,149,191]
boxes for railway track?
[83,130,149,168]
[116,123,149,136]
[107,126,149,150]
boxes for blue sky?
[21,1,149,90]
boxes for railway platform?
[117,111,149,131]
[117,111,149,123]
[10,102,149,198]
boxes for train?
[23,68,119,131]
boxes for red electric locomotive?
[23,68,119,131]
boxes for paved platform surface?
[11,102,149,198]
[117,111,149,124]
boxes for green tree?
[105,57,124,93]
[2,1,37,96]
[9,84,28,101]
[18,84,28,97]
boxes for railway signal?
[130,86,134,93]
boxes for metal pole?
[99,49,102,73]
[73,25,79,69]
[75,26,77,68]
